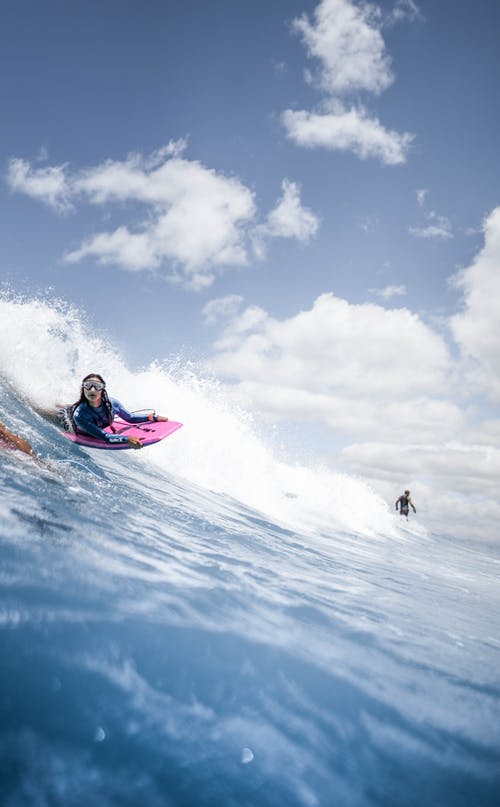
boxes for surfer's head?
[70,374,113,425]
[404,490,410,495]
[80,373,107,408]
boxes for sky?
[1,0,500,537]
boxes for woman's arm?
[112,399,168,424]
[73,405,129,444]
[0,421,35,456]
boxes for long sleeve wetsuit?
[72,398,155,444]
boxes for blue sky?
[1,0,500,534]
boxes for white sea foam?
[0,293,396,538]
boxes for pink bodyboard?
[63,417,183,450]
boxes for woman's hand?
[156,415,169,422]
[127,436,143,449]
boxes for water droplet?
[94,726,106,743]
[241,747,254,764]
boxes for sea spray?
[0,292,396,538]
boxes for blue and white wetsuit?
[72,398,156,444]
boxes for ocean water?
[0,296,499,806]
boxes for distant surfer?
[395,490,416,519]
[0,418,35,457]
[36,373,169,449]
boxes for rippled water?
[0,296,499,805]
[1,413,499,806]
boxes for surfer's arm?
[410,498,417,513]
[111,399,168,424]
[0,421,35,456]
[73,406,129,444]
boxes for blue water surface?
[0,397,499,806]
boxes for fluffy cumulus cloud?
[253,179,320,258]
[6,143,319,289]
[203,213,499,539]
[207,291,451,410]
[7,158,73,213]
[282,107,412,165]
[282,0,415,164]
[450,206,500,400]
[66,150,256,289]
[293,0,393,96]
[261,179,319,241]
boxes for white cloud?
[374,284,407,299]
[340,440,500,540]
[253,179,320,257]
[66,154,256,289]
[263,180,320,241]
[410,193,453,240]
[416,188,428,207]
[409,212,453,240]
[386,0,423,26]
[202,211,500,540]
[467,419,500,448]
[209,292,451,401]
[283,0,415,164]
[293,0,392,96]
[282,107,413,165]
[343,441,500,493]
[202,295,244,326]
[226,382,463,443]
[7,157,73,213]
[450,206,500,400]
[7,144,319,289]
[66,227,159,271]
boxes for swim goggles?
[82,381,105,391]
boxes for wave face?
[1,295,499,806]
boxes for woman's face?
[82,377,104,407]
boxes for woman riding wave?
[42,373,169,449]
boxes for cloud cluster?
[282,0,415,164]
[386,0,423,26]
[252,179,320,258]
[7,143,319,289]
[373,284,407,300]
[450,207,500,401]
[8,158,72,213]
[409,189,453,240]
[204,209,500,537]
[207,291,452,416]
[282,107,413,165]
[294,0,393,96]
[340,440,500,541]
[409,213,453,240]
